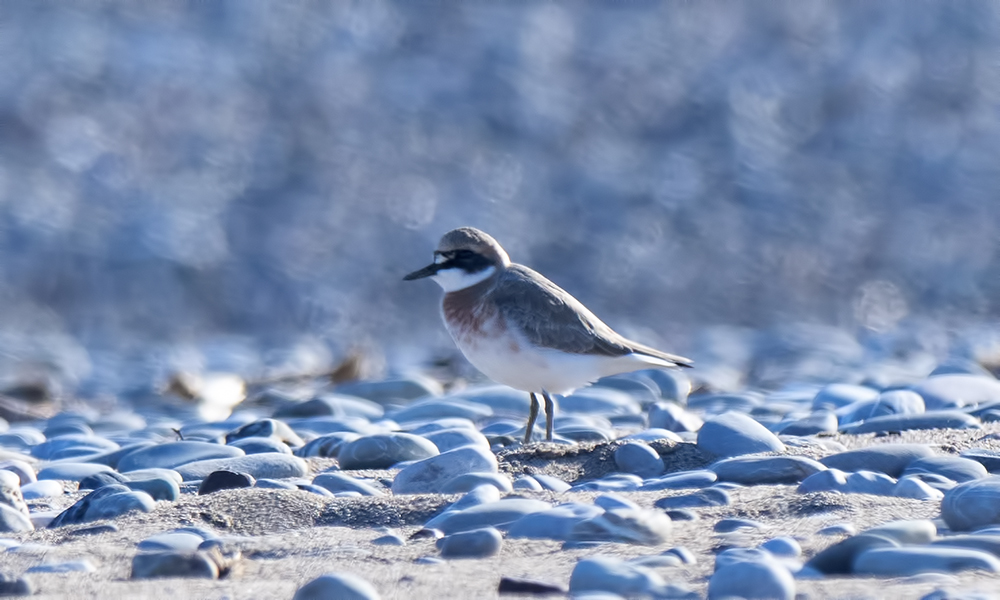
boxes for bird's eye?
[454,250,474,259]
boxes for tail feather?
[630,344,693,369]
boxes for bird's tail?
[630,343,693,369]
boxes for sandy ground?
[3,427,1000,599]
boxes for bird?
[404,227,692,443]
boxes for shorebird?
[404,227,692,443]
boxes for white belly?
[445,315,658,395]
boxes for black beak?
[403,263,440,281]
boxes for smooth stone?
[665,509,698,521]
[198,470,255,495]
[80,442,158,469]
[138,532,206,552]
[131,551,219,579]
[613,442,664,478]
[912,375,1000,410]
[122,468,183,484]
[118,442,245,472]
[697,412,784,458]
[293,573,381,599]
[31,435,118,461]
[714,547,773,570]
[255,479,297,490]
[512,476,543,491]
[570,508,672,545]
[273,394,384,420]
[372,533,405,546]
[708,558,795,600]
[841,411,980,435]
[508,503,605,541]
[37,463,114,482]
[295,433,359,458]
[0,460,35,485]
[712,455,826,485]
[560,387,641,416]
[78,471,127,490]
[571,474,642,493]
[69,523,118,536]
[854,546,1000,576]
[805,533,899,574]
[421,428,489,453]
[48,485,155,527]
[429,498,550,535]
[228,437,291,455]
[389,399,492,424]
[961,448,1000,473]
[126,477,180,501]
[622,429,684,444]
[628,555,682,568]
[594,494,639,511]
[777,410,838,436]
[903,456,988,483]
[497,576,567,597]
[336,376,442,403]
[715,518,763,533]
[932,534,1000,556]
[639,470,717,491]
[688,392,762,414]
[0,504,32,532]
[820,444,935,477]
[313,472,384,496]
[0,471,26,517]
[0,573,31,596]
[864,520,937,544]
[532,474,571,492]
[941,477,1000,531]
[797,468,849,493]
[437,526,502,559]
[174,453,308,482]
[391,445,497,495]
[0,429,44,451]
[817,523,856,536]
[20,480,63,500]
[338,433,439,470]
[761,537,801,558]
[648,402,703,432]
[843,471,897,495]
[286,417,374,436]
[894,476,946,500]
[568,556,666,598]
[655,487,730,509]
[438,485,502,515]
[440,473,512,494]
[26,559,95,573]
[838,390,926,425]
[812,384,879,410]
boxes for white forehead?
[431,266,496,293]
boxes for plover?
[404,227,692,443]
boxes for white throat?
[432,266,496,292]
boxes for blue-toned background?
[1,2,998,395]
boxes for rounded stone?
[805,534,900,574]
[708,558,795,600]
[131,551,219,580]
[37,463,114,483]
[941,477,1000,531]
[654,487,730,509]
[712,455,826,485]
[313,472,384,496]
[853,546,1000,576]
[437,527,502,559]
[117,442,245,473]
[440,473,512,494]
[338,433,439,470]
[648,402,703,432]
[613,442,664,478]
[292,572,381,600]
[820,444,935,477]
[174,453,308,482]
[697,412,784,458]
[391,445,497,495]
[903,456,988,483]
[198,470,255,495]
[568,556,666,598]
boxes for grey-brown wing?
[490,265,633,357]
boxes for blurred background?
[0,1,999,400]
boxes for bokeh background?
[1,1,999,397]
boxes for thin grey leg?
[524,392,540,444]
[543,392,555,442]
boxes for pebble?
[711,455,826,485]
[296,433,358,458]
[568,556,666,598]
[440,485,501,514]
[665,509,698,521]
[117,441,245,472]
[960,448,1000,473]
[512,476,543,491]
[797,468,849,493]
[820,444,935,477]
[777,410,838,436]
[841,411,980,435]
[336,375,442,403]
[441,473,513,494]
[0,471,27,517]
[812,384,879,410]
[843,471,897,495]
[27,559,96,573]
[131,551,220,579]
[655,487,730,509]
[391,445,497,495]
[175,453,308,482]
[0,429,44,451]
[37,463,114,482]
[853,546,1000,576]
[0,460,35,485]
[639,470,717,491]
[48,485,155,528]
[292,572,378,600]
[0,573,32,596]
[864,520,937,544]
[708,558,795,600]
[338,433,439,470]
[388,399,492,424]
[421,428,489,453]
[622,429,684,443]
[613,442,664,478]
[428,498,551,535]
[31,434,118,461]
[837,389,926,425]
[70,523,118,536]
[688,392,762,414]
[697,412,785,457]
[648,402,703,432]
[138,532,207,552]
[715,518,763,533]
[198,470,255,495]
[20,480,63,500]
[372,533,405,546]
[911,374,1000,410]
[0,504,33,532]
[497,576,567,597]
[127,477,180,501]
[805,533,900,574]
[228,436,291,455]
[437,526,502,559]
[941,477,1000,531]
[817,523,856,536]
[273,393,384,420]
[894,476,946,500]
[533,474,571,492]
[931,534,1000,557]
[760,537,801,558]
[561,387,641,416]
[508,503,605,541]
[570,507,672,545]
[79,471,127,490]
[903,456,988,483]
[313,472,385,496]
